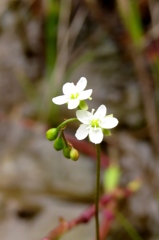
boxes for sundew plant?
[46,77,118,240]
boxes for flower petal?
[79,89,92,100]
[94,105,106,119]
[76,77,87,91]
[52,95,67,105]
[76,110,92,124]
[101,117,119,129]
[89,128,103,144]
[63,82,75,95]
[75,124,89,140]
[68,99,79,109]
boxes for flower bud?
[63,146,71,159]
[46,128,59,141]
[53,137,64,151]
[70,148,79,161]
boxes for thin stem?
[58,118,78,129]
[95,144,101,240]
[61,131,68,147]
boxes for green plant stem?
[58,118,78,129]
[95,144,101,240]
[117,212,143,240]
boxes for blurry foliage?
[31,0,94,124]
[1,1,159,239]
[117,0,143,45]
[117,212,143,240]
[45,0,59,76]
[1,0,159,132]
[103,163,121,193]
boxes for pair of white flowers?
[52,77,118,144]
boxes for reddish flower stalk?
[98,201,116,240]
[41,188,132,240]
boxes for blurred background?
[1,0,159,239]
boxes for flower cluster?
[47,77,118,158]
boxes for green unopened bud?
[63,146,71,159]
[70,148,79,161]
[46,128,59,141]
[54,137,64,151]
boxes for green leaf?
[117,0,143,44]
[103,164,120,193]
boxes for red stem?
[41,188,132,240]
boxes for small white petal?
[63,82,75,95]
[89,128,103,144]
[68,99,79,109]
[94,105,106,119]
[75,124,89,140]
[76,77,87,91]
[76,110,92,124]
[52,95,67,105]
[101,117,119,129]
[79,89,92,100]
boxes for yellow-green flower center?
[91,119,100,128]
[70,93,79,99]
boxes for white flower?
[52,77,92,109]
[75,105,118,144]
